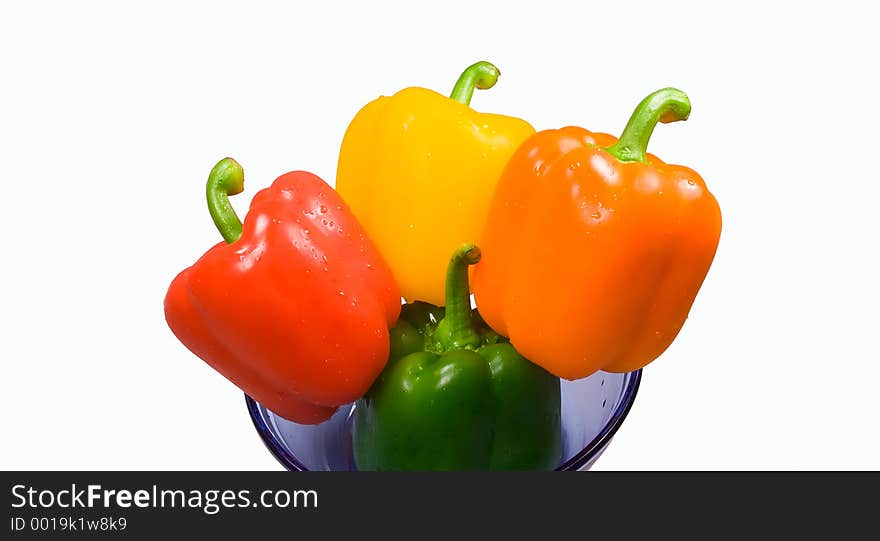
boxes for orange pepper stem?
[431,244,482,352]
[449,61,500,106]
[206,157,245,243]
[606,88,691,163]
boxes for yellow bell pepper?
[336,61,535,306]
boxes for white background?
[1,1,878,470]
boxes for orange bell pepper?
[472,88,722,380]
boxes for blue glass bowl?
[246,368,641,471]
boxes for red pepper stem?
[449,61,500,106]
[606,88,691,164]
[206,157,245,243]
[431,244,482,352]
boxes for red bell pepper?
[164,158,401,424]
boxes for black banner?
[3,472,876,538]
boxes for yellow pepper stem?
[449,61,500,106]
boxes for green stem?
[431,244,482,351]
[449,61,499,106]
[206,157,244,243]
[606,88,691,163]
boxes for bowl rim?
[246,368,642,471]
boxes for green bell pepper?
[352,243,562,470]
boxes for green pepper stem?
[431,244,482,351]
[206,157,245,243]
[606,88,691,163]
[449,61,500,106]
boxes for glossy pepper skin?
[353,244,561,471]
[336,61,535,306]
[473,88,722,380]
[164,158,401,424]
